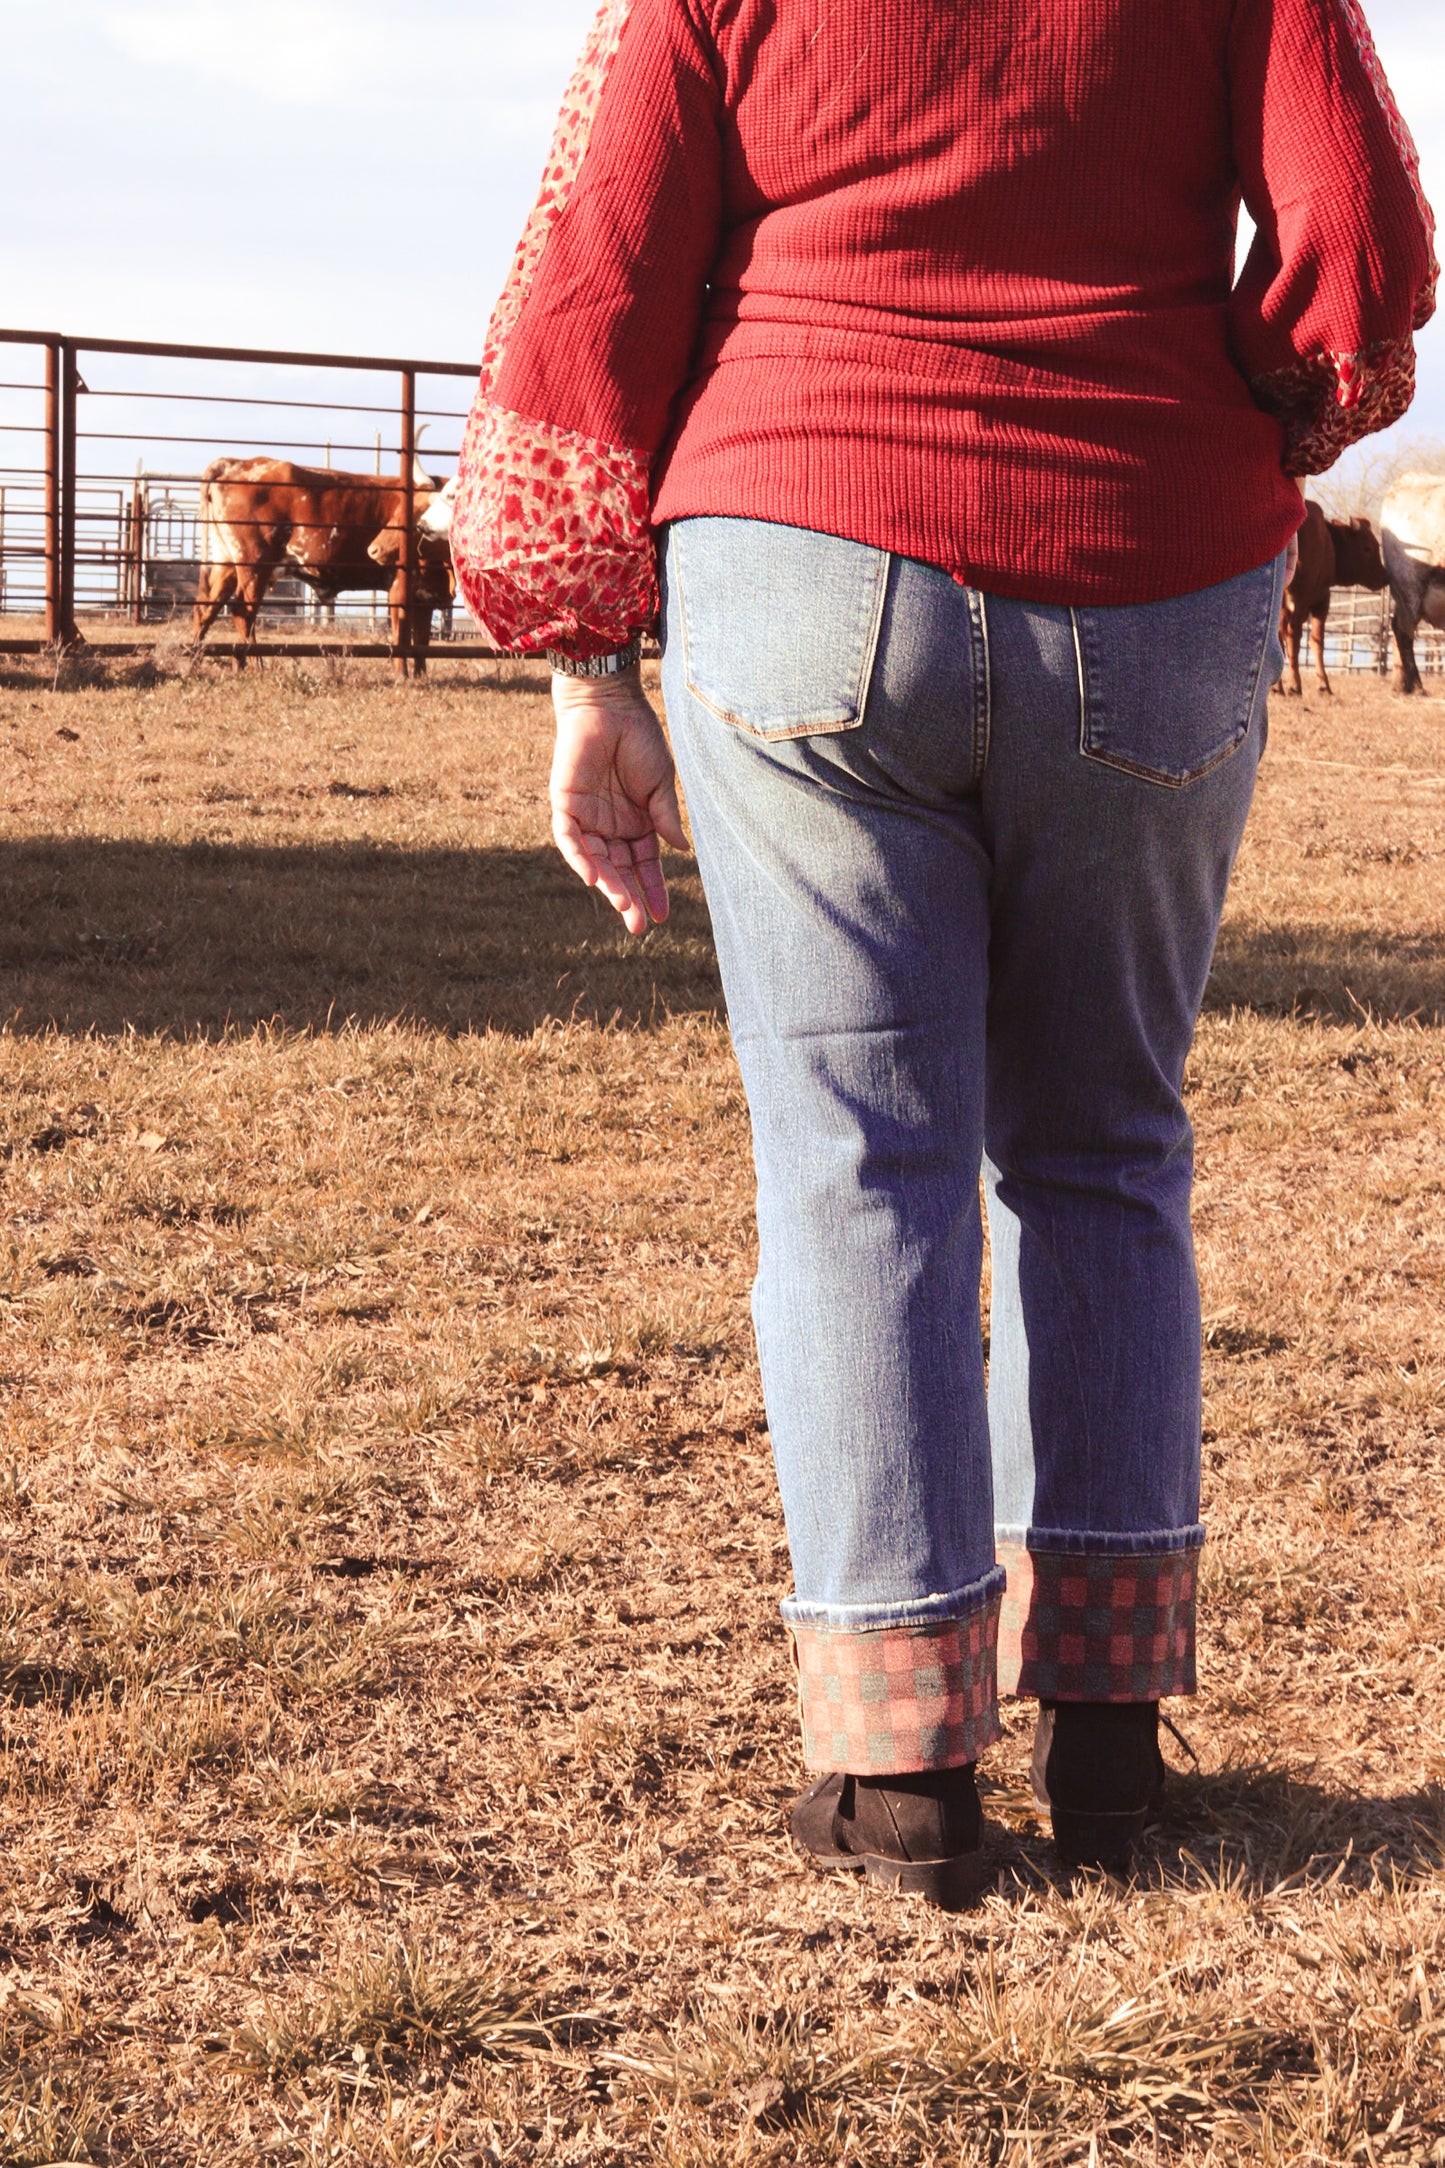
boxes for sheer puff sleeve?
[451,0,722,658]
[1229,0,1436,475]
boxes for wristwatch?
[546,636,643,677]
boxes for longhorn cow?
[194,458,454,671]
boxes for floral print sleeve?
[450,0,722,658]
[452,401,655,659]
[1248,326,1427,476]
[1230,0,1437,476]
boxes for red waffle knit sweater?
[452,0,1436,657]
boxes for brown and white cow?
[194,459,454,671]
[1381,474,1445,696]
[365,478,457,649]
[1278,500,1389,696]
[417,473,460,543]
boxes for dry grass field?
[0,646,1442,2166]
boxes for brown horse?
[1279,502,1388,695]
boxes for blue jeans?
[659,518,1284,1774]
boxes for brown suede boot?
[1031,1702,1166,1873]
[789,1764,987,1910]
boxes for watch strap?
[546,636,643,677]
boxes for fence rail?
[1293,584,1445,678]
[0,326,487,669]
[2,325,1442,677]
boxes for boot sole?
[1048,1806,1150,1875]
[792,1840,987,1910]
[860,1848,988,1910]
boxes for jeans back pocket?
[1073,555,1284,789]
[669,516,890,741]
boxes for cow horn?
[411,423,433,493]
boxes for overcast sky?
[3,0,1442,453]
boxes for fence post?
[44,341,62,644]
[131,476,146,625]
[397,368,416,679]
[58,340,80,647]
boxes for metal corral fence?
[1,326,1441,676]
[1300,582,1444,678]
[0,326,494,668]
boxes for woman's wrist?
[546,635,643,677]
[550,660,647,711]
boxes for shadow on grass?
[0,837,723,1037]
[1155,1764,1445,1890]
[7,838,1441,1039]
[991,1765,1445,1895]
[1206,921,1445,1024]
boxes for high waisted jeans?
[659,519,1284,1775]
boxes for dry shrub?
[1311,432,1445,522]
[0,2072,100,2166]
[227,1940,551,2080]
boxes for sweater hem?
[653,466,1302,610]
[651,348,1305,606]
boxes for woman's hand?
[550,665,688,936]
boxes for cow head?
[1330,515,1389,591]
[367,474,457,571]
[419,474,460,540]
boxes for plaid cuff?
[997,1540,1201,1701]
[787,1594,1003,1775]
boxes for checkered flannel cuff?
[996,1538,1202,1702]
[787,1591,1003,1776]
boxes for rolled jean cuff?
[783,1568,1005,1776]
[996,1528,1205,1702]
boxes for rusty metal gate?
[1293,583,1444,679]
[3,324,1440,676]
[0,327,486,669]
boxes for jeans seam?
[782,1562,1006,1633]
[998,1524,1207,1556]
[1240,549,1288,735]
[970,588,992,782]
[1079,734,1247,790]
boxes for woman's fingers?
[553,811,664,934]
[647,774,689,854]
[627,833,671,923]
[551,803,597,884]
[592,835,652,932]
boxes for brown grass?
[0,652,1442,2164]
